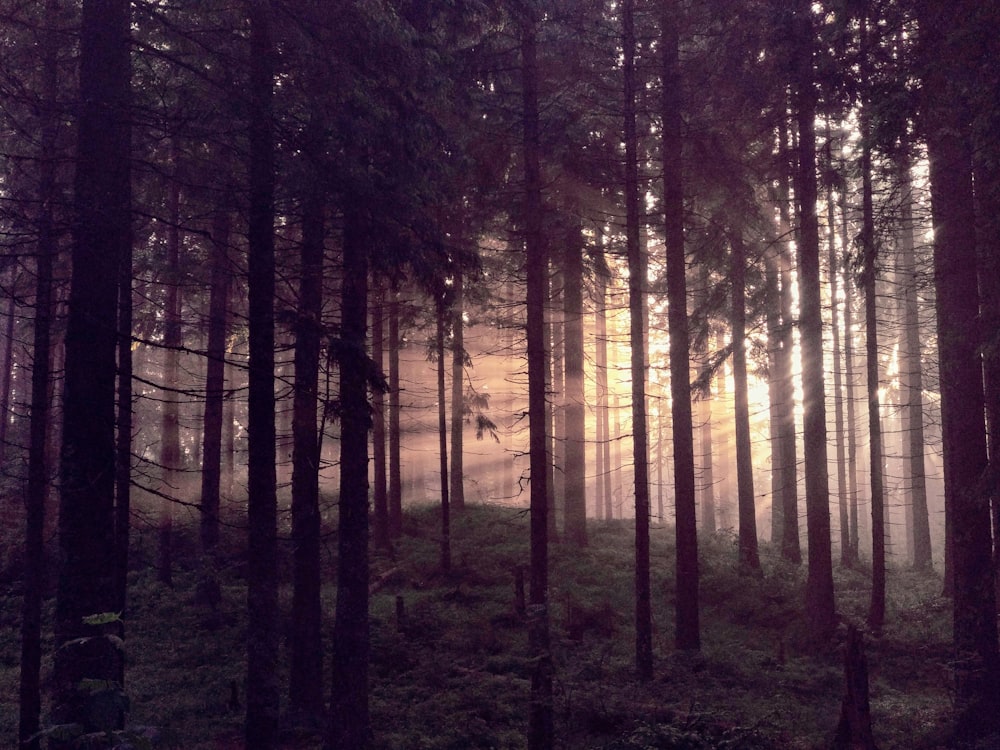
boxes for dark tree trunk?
[832,625,878,750]
[200,209,232,553]
[522,11,554,748]
[775,120,801,564]
[158,154,183,588]
[0,272,15,471]
[824,130,850,569]
[731,231,760,574]
[388,276,403,538]
[920,0,1000,735]
[115,167,133,619]
[327,205,371,749]
[19,15,59,743]
[562,221,587,546]
[289,166,325,720]
[53,0,130,738]
[792,0,835,640]
[372,282,390,551]
[662,2,700,652]
[897,156,932,572]
[623,0,652,680]
[764,243,784,546]
[841,197,861,562]
[595,268,613,522]
[450,263,465,511]
[436,296,451,573]
[696,273,716,536]
[861,111,885,635]
[245,4,280,747]
[860,98,886,635]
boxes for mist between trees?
[1,0,998,748]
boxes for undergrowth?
[0,503,957,748]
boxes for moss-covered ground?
[0,503,964,748]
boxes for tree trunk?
[521,11,554,748]
[200,208,232,553]
[19,17,59,742]
[731,231,760,574]
[563,220,587,546]
[896,155,931,572]
[436,296,451,573]
[825,127,851,569]
[53,0,130,739]
[595,268,613,522]
[328,204,372,749]
[623,0,653,680]
[245,4,280,747]
[860,98,886,635]
[920,0,1000,735]
[388,276,403,538]
[764,245,783,545]
[662,2,700,651]
[372,282,389,551]
[450,263,465,512]
[696,273,716,535]
[841,193,861,561]
[0,272,15,471]
[289,165,325,720]
[792,0,835,640]
[832,625,878,750]
[158,153,183,588]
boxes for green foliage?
[0,507,958,749]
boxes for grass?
[0,503,962,748]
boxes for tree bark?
[200,208,232,553]
[896,155,931,572]
[436,295,452,573]
[731,231,760,574]
[920,0,1000,735]
[328,204,372,749]
[289,163,325,720]
[19,13,59,742]
[53,0,130,739]
[450,262,465,512]
[623,0,653,680]
[245,3,280,747]
[521,11,554,747]
[372,281,390,551]
[792,0,835,640]
[662,1,700,651]
[388,276,403,538]
[563,220,587,545]
[860,97,886,635]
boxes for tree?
[53,0,130,739]
[918,0,1000,737]
[244,2,280,747]
[896,154,932,572]
[200,206,232,554]
[328,202,372,749]
[562,219,587,546]
[19,4,61,744]
[435,288,453,573]
[662,0,700,652]
[623,0,653,680]
[289,136,325,721]
[450,260,466,512]
[521,8,554,747]
[730,230,760,574]
[791,0,835,640]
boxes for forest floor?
[0,503,972,748]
